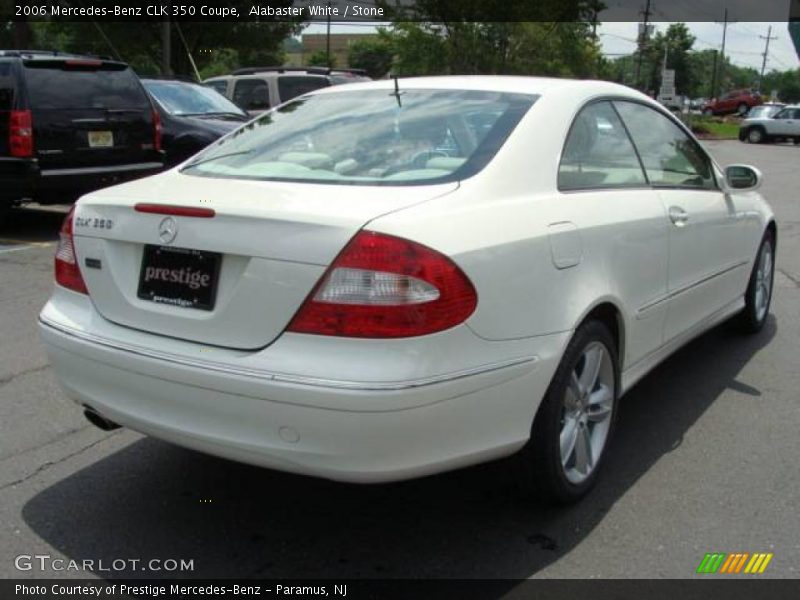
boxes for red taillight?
[152,109,162,152]
[287,231,477,338]
[55,206,88,295]
[134,203,215,218]
[9,110,33,158]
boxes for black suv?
[0,51,164,210]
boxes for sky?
[304,21,800,73]
[598,22,800,72]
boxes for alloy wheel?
[559,341,615,484]
[754,240,773,323]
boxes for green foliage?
[307,50,336,68]
[16,18,300,79]
[383,23,446,77]
[347,37,394,79]
[384,21,602,78]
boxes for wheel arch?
[574,300,626,372]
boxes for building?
[285,33,380,68]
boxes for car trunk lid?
[71,171,458,349]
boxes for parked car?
[743,102,785,120]
[739,104,800,144]
[203,67,369,116]
[703,89,763,116]
[142,78,248,166]
[39,77,776,505]
[0,50,163,212]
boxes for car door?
[614,100,750,343]
[769,107,800,136]
[558,100,669,366]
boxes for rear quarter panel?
[369,84,669,368]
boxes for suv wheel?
[737,103,749,116]
[703,108,713,116]
[515,320,619,505]
[747,127,765,144]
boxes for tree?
[347,37,394,78]
[21,18,300,78]
[644,23,695,96]
[384,20,602,78]
[307,50,336,68]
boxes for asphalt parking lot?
[1,140,798,582]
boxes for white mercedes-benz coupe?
[39,77,776,503]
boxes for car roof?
[307,75,650,103]
[0,49,126,66]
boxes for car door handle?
[668,206,690,227]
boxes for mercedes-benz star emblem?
[158,217,178,245]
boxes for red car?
[703,89,763,116]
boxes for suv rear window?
[277,76,330,102]
[23,62,149,110]
[0,62,15,110]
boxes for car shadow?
[0,206,67,244]
[22,317,776,581]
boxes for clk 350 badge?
[75,217,114,230]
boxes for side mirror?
[725,164,762,191]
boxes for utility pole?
[635,0,653,92]
[758,26,778,92]
[710,49,718,98]
[713,8,731,99]
[325,0,332,69]
[161,1,172,76]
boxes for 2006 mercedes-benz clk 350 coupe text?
[39,77,776,503]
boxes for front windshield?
[181,88,536,186]
[145,81,246,117]
[748,105,782,119]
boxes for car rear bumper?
[0,158,163,204]
[39,289,569,483]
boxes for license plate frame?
[88,130,114,148]
[137,245,222,311]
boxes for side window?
[558,100,647,190]
[232,79,270,111]
[614,101,716,190]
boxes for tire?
[737,103,749,116]
[703,108,713,116]
[514,320,619,505]
[747,127,765,144]
[737,231,775,334]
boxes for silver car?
[739,104,800,144]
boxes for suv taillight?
[287,231,477,338]
[152,109,162,152]
[9,110,33,158]
[55,206,88,295]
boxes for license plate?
[88,131,113,148]
[137,245,221,311]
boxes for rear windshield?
[181,89,536,186]
[277,75,330,102]
[144,81,245,117]
[23,62,149,110]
